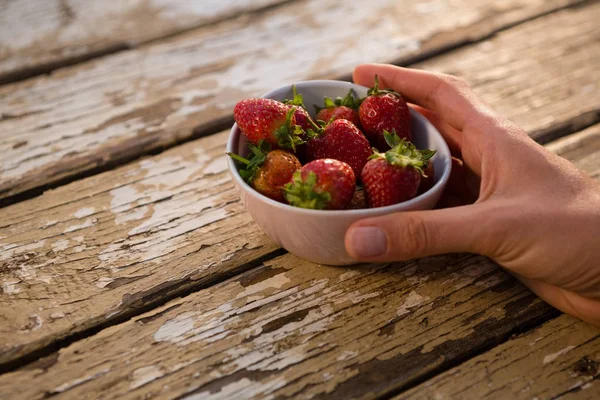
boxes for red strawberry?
[228,141,301,202]
[362,131,435,208]
[283,159,355,210]
[234,98,304,150]
[417,162,436,195]
[306,119,371,180]
[315,90,361,127]
[359,75,411,151]
[283,85,314,132]
[283,86,314,163]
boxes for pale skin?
[345,64,600,327]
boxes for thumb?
[345,204,489,262]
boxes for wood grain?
[0,252,557,400]
[2,3,600,367]
[0,0,292,83]
[0,0,589,202]
[398,315,600,400]
[0,130,280,366]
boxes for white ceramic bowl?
[226,80,452,266]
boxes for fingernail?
[347,227,387,258]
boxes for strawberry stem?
[283,171,331,209]
[373,130,436,176]
[227,140,271,184]
[275,106,306,151]
[283,85,307,109]
[227,152,250,165]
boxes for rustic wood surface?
[3,120,599,400]
[0,130,281,366]
[0,252,557,400]
[1,1,600,368]
[0,0,588,203]
[0,0,291,83]
[398,315,600,399]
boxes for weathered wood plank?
[397,315,599,400]
[1,2,599,367]
[0,130,281,365]
[0,253,557,400]
[1,124,597,399]
[0,0,589,202]
[0,0,291,83]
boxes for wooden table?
[1,1,599,398]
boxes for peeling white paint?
[73,207,95,218]
[2,280,21,294]
[115,205,149,225]
[334,290,380,305]
[96,277,115,289]
[52,368,111,393]
[154,312,196,343]
[337,350,357,361]
[64,218,94,233]
[582,382,593,390]
[238,274,291,299]
[0,240,46,261]
[130,365,163,389]
[36,275,53,284]
[338,270,360,281]
[184,376,286,400]
[397,291,429,317]
[19,314,42,332]
[543,346,575,364]
[52,239,70,252]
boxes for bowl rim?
[225,80,452,217]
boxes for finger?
[345,204,489,262]
[353,64,494,131]
[410,104,462,156]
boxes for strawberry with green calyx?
[315,89,361,127]
[234,98,305,151]
[282,85,314,162]
[359,75,411,151]
[227,140,301,203]
[305,117,371,181]
[362,131,436,208]
[283,159,356,210]
[417,161,436,195]
[283,85,314,132]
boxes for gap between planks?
[0,248,286,375]
[0,0,596,209]
[1,119,598,377]
[0,0,300,86]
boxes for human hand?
[345,64,600,327]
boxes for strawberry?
[359,75,411,151]
[417,161,436,195]
[362,131,436,208]
[234,98,304,150]
[283,85,314,163]
[283,159,355,210]
[283,85,314,132]
[228,141,301,202]
[306,119,371,180]
[315,90,361,127]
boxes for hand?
[345,64,600,327]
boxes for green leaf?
[283,85,307,110]
[227,139,270,184]
[283,171,331,209]
[383,137,437,176]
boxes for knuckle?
[400,216,431,257]
[441,74,469,90]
